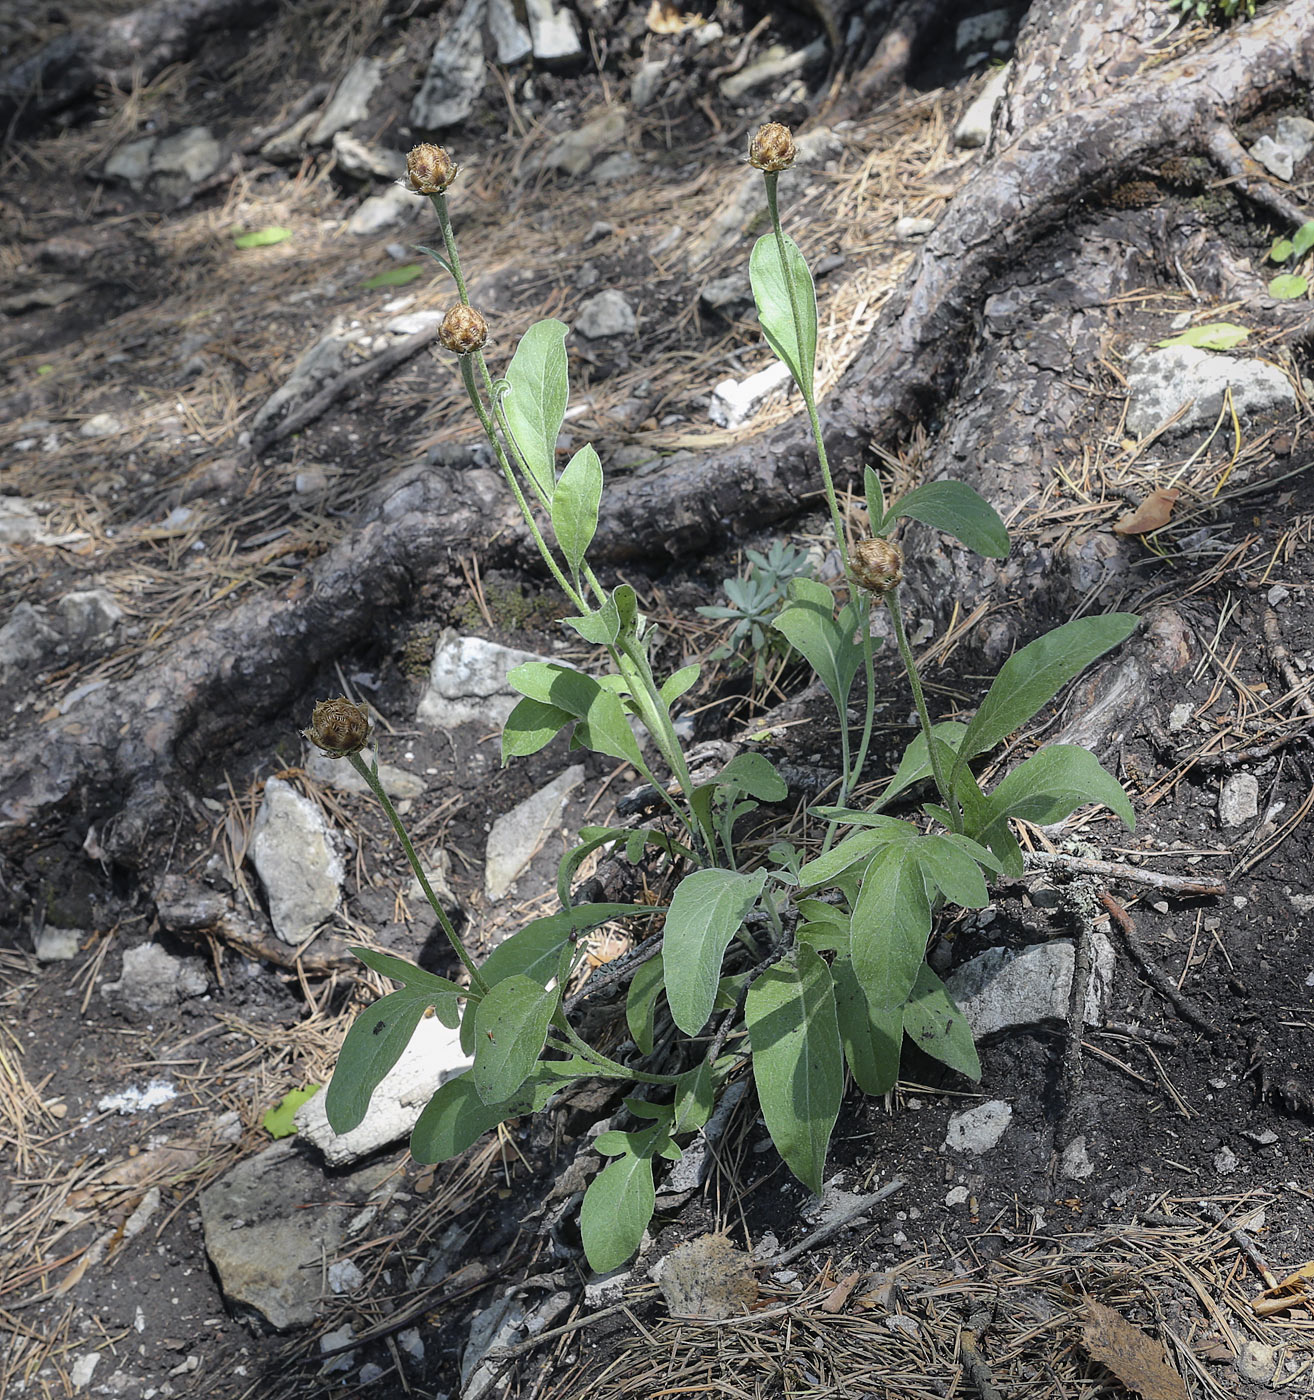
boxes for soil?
[1,2,1312,1399]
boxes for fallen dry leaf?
[646,1,697,33]
[1252,1260,1314,1316]
[821,1269,863,1314]
[1081,1300,1189,1400]
[1114,487,1180,535]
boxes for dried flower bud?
[439,304,488,354]
[851,538,904,596]
[303,697,371,758]
[749,122,797,173]
[406,143,459,194]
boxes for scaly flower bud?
[303,697,371,758]
[439,305,488,354]
[851,538,903,596]
[405,143,459,195]
[749,122,797,173]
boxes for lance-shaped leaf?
[326,988,443,1134]
[552,443,603,574]
[832,955,901,1096]
[410,1069,568,1163]
[471,975,558,1104]
[772,578,864,717]
[850,841,931,1012]
[506,662,644,767]
[976,744,1136,850]
[480,903,660,989]
[663,868,767,1035]
[902,964,980,1080]
[579,1145,657,1272]
[888,480,1009,559]
[750,230,817,396]
[502,319,569,500]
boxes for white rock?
[1060,1135,1095,1180]
[386,310,445,335]
[709,360,793,429]
[694,20,723,46]
[398,1327,424,1358]
[252,330,350,433]
[1219,773,1259,827]
[103,943,208,1008]
[411,0,487,129]
[955,62,1010,148]
[1250,135,1294,183]
[0,496,42,543]
[944,932,1115,1038]
[1167,701,1193,733]
[1214,1144,1239,1175]
[584,1268,630,1308]
[105,136,156,190]
[485,766,585,900]
[35,926,81,962]
[347,184,417,235]
[1124,346,1295,438]
[1276,115,1314,165]
[895,216,936,241]
[70,1354,100,1389]
[328,1259,365,1294]
[945,1185,970,1206]
[151,126,222,183]
[576,289,636,339]
[305,746,425,800]
[944,1100,1012,1154]
[418,631,555,729]
[250,778,344,944]
[525,0,582,62]
[98,1080,177,1115]
[530,107,626,177]
[332,132,402,181]
[80,412,123,439]
[632,60,668,110]
[58,588,123,640]
[956,9,1012,51]
[296,1013,474,1165]
[311,57,383,144]
[489,0,532,63]
[462,1293,529,1400]
[721,38,827,100]
[1235,1341,1277,1385]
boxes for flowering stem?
[429,191,471,305]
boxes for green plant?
[311,128,1138,1273]
[1167,0,1255,21]
[697,539,815,683]
[1266,219,1314,300]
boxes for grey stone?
[1060,1135,1095,1180]
[462,1293,529,1400]
[260,112,317,163]
[151,127,222,183]
[485,765,585,901]
[1214,1144,1239,1175]
[103,942,208,1009]
[1168,701,1193,733]
[529,107,625,177]
[525,0,582,62]
[296,1014,473,1166]
[721,38,827,100]
[945,1185,970,1206]
[944,1100,1012,1154]
[58,588,123,641]
[1125,346,1295,437]
[0,602,60,681]
[576,289,636,339]
[701,273,752,314]
[584,1269,630,1308]
[955,63,1010,148]
[1250,135,1294,183]
[200,1141,348,1330]
[489,0,532,64]
[386,310,445,335]
[418,631,555,729]
[895,216,936,241]
[0,496,43,543]
[1219,773,1259,827]
[310,57,383,145]
[305,746,426,800]
[944,932,1115,1038]
[346,184,418,235]
[632,59,668,110]
[591,151,639,183]
[35,926,82,962]
[709,360,792,429]
[411,0,487,129]
[1235,1341,1277,1385]
[956,10,1012,51]
[252,330,350,433]
[80,412,123,439]
[332,132,403,181]
[1276,115,1314,165]
[249,778,344,944]
[104,136,156,190]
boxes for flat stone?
[0,496,42,543]
[417,631,554,730]
[632,59,668,110]
[709,360,792,429]
[1060,1135,1095,1180]
[721,38,827,100]
[895,216,936,241]
[1275,115,1314,165]
[488,0,532,64]
[1219,773,1259,827]
[386,310,444,336]
[332,132,403,181]
[260,112,317,163]
[305,746,425,800]
[310,57,383,144]
[1235,1341,1277,1385]
[296,1014,473,1166]
[943,1100,1012,1154]
[955,62,1010,148]
[576,289,636,338]
[956,9,1013,50]
[346,184,417,235]
[0,602,60,682]
[1250,135,1294,183]
[1214,1144,1239,1175]
[1125,345,1295,438]
[151,126,222,183]
[530,107,625,177]
[252,330,350,434]
[485,766,585,901]
[104,136,156,190]
[103,942,208,1009]
[35,926,82,962]
[249,778,344,944]
[700,273,752,314]
[58,588,123,641]
[80,412,122,439]
[411,0,487,129]
[944,932,1115,1038]
[525,0,582,62]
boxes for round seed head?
[439,305,488,354]
[303,697,371,758]
[405,143,459,194]
[851,538,904,596]
[749,122,797,172]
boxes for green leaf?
[796,899,851,954]
[501,695,572,761]
[954,615,1139,770]
[772,578,863,716]
[890,481,1009,559]
[660,663,701,706]
[233,226,292,249]
[361,264,423,288]
[850,842,931,1012]
[749,230,817,396]
[1270,237,1295,263]
[502,319,570,501]
[263,1085,320,1139]
[975,744,1135,849]
[1155,322,1250,350]
[625,950,665,1055]
[902,964,980,1080]
[580,1149,656,1271]
[864,465,887,534]
[672,1062,715,1135]
[1293,219,1314,261]
[745,946,842,1195]
[471,975,558,1104]
[325,988,436,1134]
[552,444,603,573]
[564,592,621,646]
[715,752,788,803]
[832,956,901,1096]
[796,820,916,889]
[348,947,465,1026]
[506,663,644,767]
[915,834,990,909]
[481,904,659,989]
[880,722,970,807]
[1269,273,1309,300]
[663,868,768,1035]
[410,1070,564,1163]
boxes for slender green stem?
[551,1013,680,1085]
[429,191,470,304]
[849,595,878,793]
[347,752,488,993]
[884,592,962,833]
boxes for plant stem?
[346,752,488,993]
[429,191,470,305]
[552,1013,680,1086]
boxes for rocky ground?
[1,1,1313,1398]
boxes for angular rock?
[895,216,937,241]
[260,112,317,163]
[576,289,636,339]
[1219,772,1259,827]
[525,0,582,62]
[417,632,554,730]
[151,126,222,183]
[485,766,585,900]
[944,932,1115,1038]
[0,602,60,682]
[296,1014,473,1165]
[386,310,444,336]
[489,0,532,64]
[944,1100,1012,1154]
[411,0,487,130]
[709,360,793,429]
[700,273,752,315]
[58,588,123,642]
[249,778,344,944]
[310,57,383,145]
[346,184,417,235]
[0,496,42,543]
[34,926,82,962]
[104,136,156,190]
[721,38,827,100]
[1250,135,1294,183]
[332,132,403,181]
[103,942,208,1010]
[80,411,123,439]
[529,107,625,177]
[632,59,668,110]
[1060,1135,1095,1180]
[1276,115,1314,165]
[955,62,1010,148]
[1125,346,1295,438]
[252,330,350,434]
